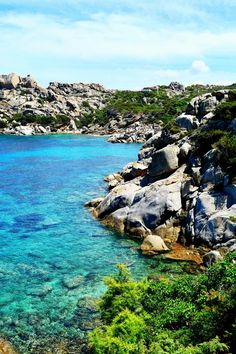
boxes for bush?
[214,100,236,121]
[89,253,236,353]
[213,134,236,173]
[8,113,70,126]
[194,129,227,155]
[0,119,8,128]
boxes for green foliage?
[10,113,53,125]
[89,253,236,353]
[8,113,70,126]
[86,84,236,128]
[0,119,8,128]
[77,109,109,128]
[213,134,236,173]
[83,89,193,127]
[194,129,227,155]
[54,114,70,125]
[214,100,236,121]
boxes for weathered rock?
[164,243,202,264]
[149,144,180,177]
[0,73,20,89]
[194,191,236,246]
[179,141,192,159]
[15,125,34,136]
[122,162,148,181]
[108,179,120,189]
[141,235,169,254]
[21,74,38,89]
[84,197,104,208]
[202,165,224,187]
[95,183,140,218]
[198,96,218,117]
[152,220,181,243]
[176,113,199,130]
[126,166,184,233]
[103,207,130,233]
[203,251,223,267]
[138,147,154,160]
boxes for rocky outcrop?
[0,73,20,89]
[0,73,113,135]
[86,89,236,264]
[176,91,229,131]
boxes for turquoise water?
[0,134,159,352]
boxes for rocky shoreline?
[0,73,162,142]
[86,89,236,266]
[1,72,236,264]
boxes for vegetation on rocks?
[89,254,236,354]
[86,88,199,127]
[214,91,236,121]
[8,113,70,126]
[85,84,236,128]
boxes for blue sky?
[0,0,235,89]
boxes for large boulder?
[126,166,184,233]
[149,144,179,177]
[202,165,224,186]
[122,162,148,181]
[21,74,38,89]
[0,73,20,89]
[194,191,236,246]
[176,113,199,130]
[95,183,140,218]
[198,96,218,117]
[15,125,34,136]
[103,207,130,233]
[141,235,169,254]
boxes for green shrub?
[89,253,236,353]
[0,119,8,128]
[213,134,236,172]
[54,114,70,125]
[194,129,227,155]
[214,100,236,121]
[8,113,70,126]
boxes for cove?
[0,135,187,353]
[0,134,158,352]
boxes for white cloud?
[1,12,236,61]
[191,60,210,74]
[0,11,235,88]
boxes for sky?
[0,0,235,89]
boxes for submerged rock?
[0,338,17,354]
[63,275,84,289]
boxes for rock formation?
[86,88,236,264]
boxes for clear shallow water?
[0,134,162,352]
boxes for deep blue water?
[0,134,160,352]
